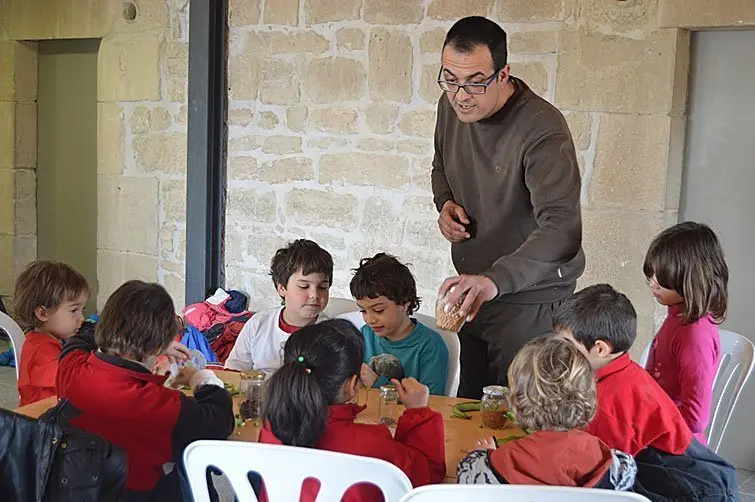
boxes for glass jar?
[378,384,399,426]
[239,370,266,422]
[480,385,510,429]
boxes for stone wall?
[223,0,689,352]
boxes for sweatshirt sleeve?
[224,317,256,371]
[390,407,447,485]
[28,343,61,391]
[57,330,97,397]
[418,336,449,396]
[431,97,454,212]
[484,131,583,296]
[172,381,235,457]
[675,325,718,434]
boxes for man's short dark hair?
[443,16,508,69]
[96,280,179,361]
[553,284,637,353]
[270,239,333,289]
[350,253,421,315]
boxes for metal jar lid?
[482,385,508,397]
[241,370,266,381]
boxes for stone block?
[364,0,423,24]
[589,114,671,211]
[0,169,14,234]
[98,176,159,255]
[319,153,410,190]
[161,179,186,223]
[112,0,170,33]
[360,196,405,245]
[14,169,35,235]
[365,103,399,134]
[260,58,299,105]
[419,64,442,104]
[260,111,280,129]
[247,31,330,55]
[97,250,159,308]
[427,0,495,20]
[7,0,110,39]
[162,271,186,311]
[228,54,261,101]
[304,57,366,104]
[658,0,755,28]
[397,139,431,155]
[98,33,162,102]
[304,0,361,23]
[229,108,254,127]
[555,28,681,114]
[14,103,36,169]
[285,188,358,231]
[369,29,412,102]
[509,29,558,54]
[229,134,262,153]
[153,107,172,130]
[226,188,277,223]
[0,104,13,168]
[13,42,38,103]
[404,195,439,221]
[310,108,358,134]
[0,235,13,295]
[265,0,299,24]
[286,106,308,132]
[564,112,592,151]
[404,219,447,250]
[134,132,187,173]
[229,0,261,26]
[262,136,302,155]
[420,28,446,54]
[498,0,572,21]
[398,108,436,137]
[13,235,36,280]
[411,157,433,192]
[580,0,656,33]
[167,77,187,103]
[357,138,396,152]
[510,61,548,97]
[0,43,13,100]
[245,234,290,268]
[228,156,258,181]
[307,137,349,150]
[131,106,151,134]
[259,157,315,183]
[166,42,188,77]
[160,224,175,256]
[336,28,365,51]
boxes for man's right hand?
[438,200,471,243]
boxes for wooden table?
[13,370,523,482]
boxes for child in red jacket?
[555,284,737,501]
[258,318,446,501]
[57,280,235,501]
[14,260,90,406]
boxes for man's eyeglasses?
[437,67,501,95]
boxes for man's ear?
[498,64,511,84]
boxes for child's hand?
[153,357,172,376]
[391,377,429,409]
[360,363,378,388]
[172,366,198,388]
[476,436,497,450]
[163,341,191,364]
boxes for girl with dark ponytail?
[259,319,446,499]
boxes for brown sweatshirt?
[431,77,585,302]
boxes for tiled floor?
[739,469,755,501]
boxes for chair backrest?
[398,485,652,502]
[706,329,755,453]
[323,297,360,317]
[0,311,24,379]
[638,328,755,454]
[183,440,412,502]
[334,310,460,397]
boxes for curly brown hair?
[507,336,597,432]
[349,253,421,315]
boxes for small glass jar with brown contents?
[480,385,510,429]
[239,370,266,422]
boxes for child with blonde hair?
[457,336,636,490]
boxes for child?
[225,239,332,373]
[259,319,446,501]
[350,253,449,395]
[57,280,235,501]
[13,260,89,406]
[457,336,636,490]
[555,284,737,501]
[643,221,728,443]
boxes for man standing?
[433,17,585,398]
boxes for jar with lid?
[378,384,399,426]
[239,370,266,422]
[480,385,510,429]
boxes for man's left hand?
[439,274,498,322]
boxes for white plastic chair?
[183,440,412,502]
[0,311,25,379]
[323,297,359,317]
[399,485,651,501]
[638,328,754,453]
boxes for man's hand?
[438,200,471,243]
[439,274,499,322]
[360,363,379,388]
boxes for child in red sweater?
[258,318,446,501]
[644,222,728,444]
[555,284,736,501]
[13,260,89,406]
